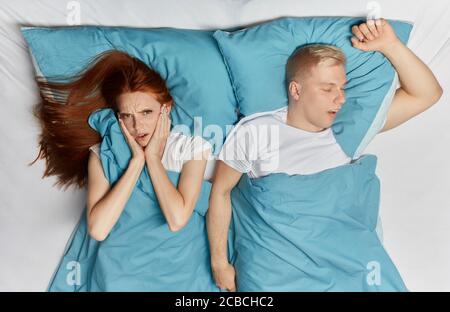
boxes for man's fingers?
[351,36,365,50]
[351,25,364,41]
[218,283,236,292]
[215,275,236,292]
[375,18,383,35]
[366,19,379,38]
[358,23,374,41]
[216,282,228,291]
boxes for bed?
[0,0,449,291]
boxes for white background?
[0,0,449,291]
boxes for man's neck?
[286,104,326,133]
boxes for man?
[206,19,443,291]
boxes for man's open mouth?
[328,110,338,116]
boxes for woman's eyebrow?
[119,109,153,114]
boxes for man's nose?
[336,90,345,105]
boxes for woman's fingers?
[166,116,171,137]
[161,108,166,138]
[119,118,143,158]
[120,119,137,146]
[160,110,165,138]
[154,110,163,140]
[161,105,168,138]
[164,106,170,137]
[119,118,132,142]
[119,118,129,136]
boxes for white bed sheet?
[0,0,449,291]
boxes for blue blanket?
[48,109,218,291]
[230,155,407,291]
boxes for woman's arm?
[143,105,211,232]
[86,152,145,241]
[86,117,146,241]
[145,149,210,232]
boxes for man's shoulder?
[237,106,287,128]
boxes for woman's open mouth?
[136,134,149,140]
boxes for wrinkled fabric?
[231,154,407,291]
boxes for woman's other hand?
[145,104,171,161]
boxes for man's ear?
[288,81,302,100]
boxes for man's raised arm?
[351,19,443,132]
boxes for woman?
[31,50,218,291]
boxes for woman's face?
[116,91,170,147]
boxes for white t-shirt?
[90,132,214,180]
[218,106,352,178]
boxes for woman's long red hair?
[29,50,173,189]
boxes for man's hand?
[207,161,243,292]
[351,19,400,53]
[350,18,443,133]
[212,262,236,292]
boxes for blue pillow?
[213,17,413,158]
[21,26,238,154]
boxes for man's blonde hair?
[286,44,346,85]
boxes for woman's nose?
[133,116,145,130]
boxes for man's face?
[290,62,347,131]
[117,91,169,147]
